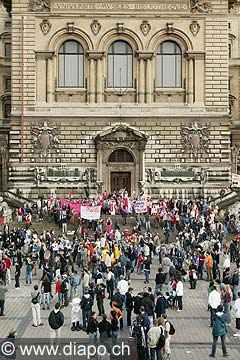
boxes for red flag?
[89,241,94,261]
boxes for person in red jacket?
[4,256,11,286]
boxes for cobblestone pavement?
[0,253,240,360]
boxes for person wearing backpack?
[162,314,175,360]
[131,315,147,360]
[147,317,165,360]
[81,287,93,329]
[31,284,43,327]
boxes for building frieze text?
[52,1,189,12]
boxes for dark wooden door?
[111,172,131,194]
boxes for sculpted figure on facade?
[180,122,210,160]
[31,121,60,157]
[190,0,212,13]
[40,19,52,35]
[83,168,96,184]
[29,0,50,12]
[146,168,159,184]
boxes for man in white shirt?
[208,285,221,327]
[117,275,128,298]
[176,278,183,312]
[233,291,240,337]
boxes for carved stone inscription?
[52,1,189,12]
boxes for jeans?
[82,309,90,329]
[233,284,238,301]
[150,348,161,360]
[0,300,5,315]
[211,335,227,356]
[177,296,183,310]
[43,292,50,309]
[126,309,132,327]
[31,303,41,326]
[26,271,32,285]
[15,275,20,288]
[144,269,150,283]
[88,332,97,340]
[210,308,217,327]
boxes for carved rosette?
[190,20,200,36]
[40,19,52,35]
[31,121,60,157]
[140,21,151,36]
[190,0,212,13]
[29,0,50,12]
[90,20,101,35]
[180,122,210,160]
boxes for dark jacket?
[111,292,123,309]
[133,295,142,314]
[48,309,64,330]
[155,272,165,285]
[212,312,227,337]
[125,292,134,310]
[98,319,111,337]
[155,295,168,317]
[141,295,154,316]
[87,319,98,334]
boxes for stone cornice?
[186,51,205,60]
[87,51,104,60]
[136,51,154,60]
[35,50,55,59]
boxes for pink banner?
[60,198,81,215]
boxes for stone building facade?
[0,0,240,200]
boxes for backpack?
[167,321,175,335]
[131,322,144,346]
[156,327,165,349]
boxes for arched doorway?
[109,149,133,193]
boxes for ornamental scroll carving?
[90,20,101,35]
[31,121,60,157]
[140,21,151,36]
[180,122,210,160]
[190,0,212,13]
[29,0,50,12]
[190,20,200,36]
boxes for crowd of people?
[0,192,240,359]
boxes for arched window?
[58,40,84,88]
[108,41,133,88]
[156,41,182,88]
[109,149,134,162]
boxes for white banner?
[134,199,147,214]
[81,206,101,220]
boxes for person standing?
[31,284,43,327]
[0,280,8,316]
[209,305,229,358]
[87,311,98,340]
[176,277,183,312]
[71,294,81,331]
[208,285,221,328]
[26,257,33,286]
[48,303,64,344]
[143,256,151,284]
[81,288,93,330]
[15,260,21,289]
[233,291,240,337]
[125,287,134,327]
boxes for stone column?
[146,58,152,103]
[139,141,146,183]
[194,55,205,105]
[97,58,103,103]
[96,142,103,181]
[47,57,53,103]
[138,58,145,103]
[89,58,95,103]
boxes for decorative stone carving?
[138,181,145,194]
[140,20,151,36]
[32,166,47,186]
[116,21,124,34]
[166,22,174,34]
[190,0,212,13]
[180,122,210,160]
[40,19,52,35]
[29,0,50,12]
[0,200,12,223]
[83,168,96,184]
[96,180,103,195]
[90,20,101,35]
[66,22,75,33]
[190,20,200,36]
[31,121,60,157]
[145,168,159,184]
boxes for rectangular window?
[3,103,11,118]
[4,21,11,28]
[5,43,11,58]
[5,78,11,91]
